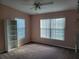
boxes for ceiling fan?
[31,1,53,10]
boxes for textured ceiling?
[0,0,78,15]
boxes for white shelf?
[7,20,17,51]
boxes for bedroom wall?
[0,4,31,51]
[31,10,77,49]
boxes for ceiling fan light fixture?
[33,1,41,10]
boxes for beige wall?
[0,4,31,50]
[31,10,77,49]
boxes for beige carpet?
[0,43,78,59]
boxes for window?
[40,18,65,41]
[15,18,25,47]
[40,20,50,38]
[15,18,25,39]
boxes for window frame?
[40,17,66,41]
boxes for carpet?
[0,43,78,59]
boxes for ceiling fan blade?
[40,2,53,5]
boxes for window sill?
[40,38,64,41]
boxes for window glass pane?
[55,18,65,29]
[40,29,47,38]
[16,18,25,39]
[51,29,64,40]
[16,19,25,28]
[51,29,56,39]
[40,19,50,38]
[46,29,50,38]
[51,19,56,29]
[51,18,65,40]
[55,29,64,40]
[40,20,50,28]
[40,29,50,38]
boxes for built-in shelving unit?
[6,20,18,51]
